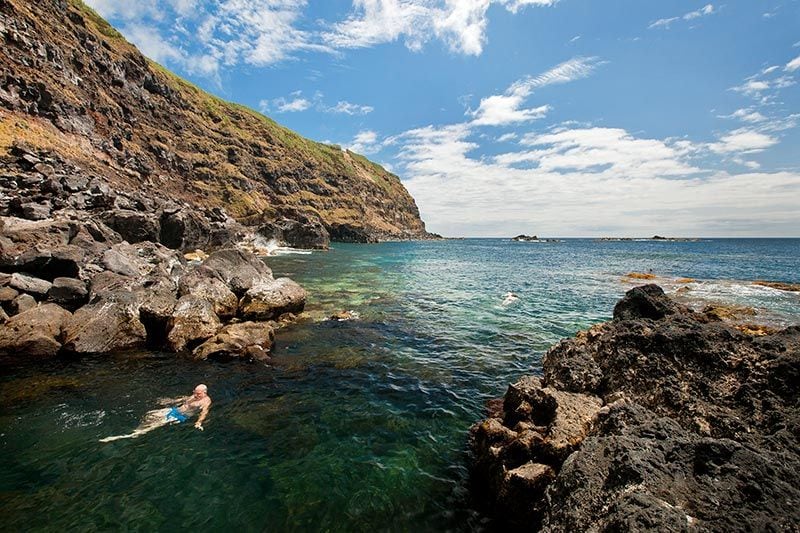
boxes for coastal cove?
[2,238,799,530]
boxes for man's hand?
[195,421,204,431]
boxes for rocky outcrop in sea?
[470,284,800,531]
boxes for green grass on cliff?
[71,1,124,40]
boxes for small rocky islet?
[469,284,800,531]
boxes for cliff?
[0,0,431,246]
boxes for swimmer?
[502,292,519,306]
[99,384,212,442]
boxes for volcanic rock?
[47,277,88,308]
[469,285,800,531]
[239,277,307,321]
[8,272,51,297]
[0,303,72,359]
[166,295,221,352]
[199,248,272,296]
[193,321,275,361]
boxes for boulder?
[0,307,7,324]
[0,286,19,304]
[193,321,275,361]
[47,277,88,308]
[200,248,272,296]
[177,270,238,319]
[11,293,37,315]
[101,248,139,277]
[166,295,221,352]
[257,217,330,249]
[9,273,52,297]
[100,209,160,243]
[239,277,307,321]
[62,293,148,353]
[1,245,84,280]
[159,208,211,250]
[19,201,51,220]
[0,303,72,359]
[612,284,688,321]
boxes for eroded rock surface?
[470,284,800,531]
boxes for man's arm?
[157,396,187,406]
[194,399,211,430]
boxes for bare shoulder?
[203,396,212,407]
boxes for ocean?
[1,238,798,530]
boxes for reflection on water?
[1,239,798,530]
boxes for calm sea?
[1,239,798,530]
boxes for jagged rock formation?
[470,284,800,531]
[0,0,432,246]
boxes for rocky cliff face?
[470,285,800,531]
[0,0,431,246]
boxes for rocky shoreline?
[470,284,800,531]
[0,205,306,362]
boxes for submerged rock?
[469,284,800,531]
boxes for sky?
[85,0,800,237]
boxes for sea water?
[1,239,798,531]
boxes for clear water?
[2,239,799,531]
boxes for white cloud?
[786,55,800,72]
[708,129,778,154]
[326,101,375,115]
[720,108,767,123]
[276,97,312,112]
[497,132,518,142]
[468,57,602,126]
[649,4,715,29]
[348,130,381,153]
[396,123,800,236]
[501,0,559,13]
[324,0,558,57]
[512,127,701,177]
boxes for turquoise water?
[1,239,799,531]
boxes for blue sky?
[86,0,800,237]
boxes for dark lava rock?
[612,283,688,321]
[199,248,272,297]
[47,277,88,309]
[159,208,211,250]
[469,285,800,531]
[100,209,160,243]
[258,217,330,250]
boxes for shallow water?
[1,239,799,531]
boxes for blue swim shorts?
[166,407,188,423]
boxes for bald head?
[193,384,208,398]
